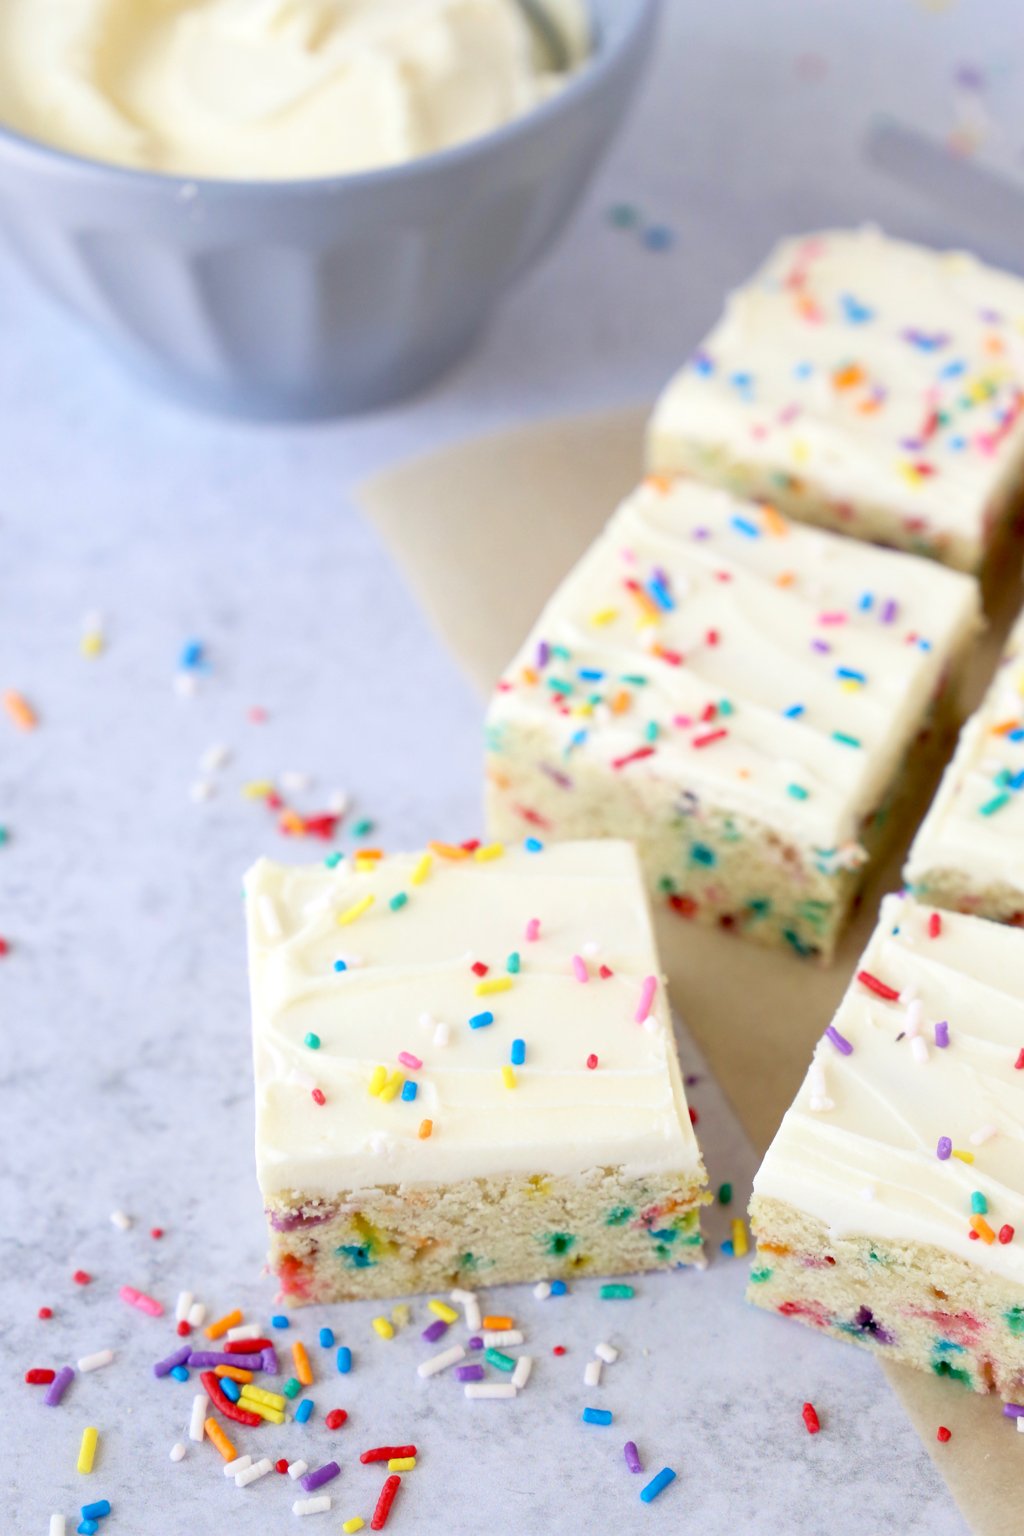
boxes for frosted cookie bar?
[484,476,980,960]
[906,609,1024,924]
[749,895,1024,1402]
[648,227,1024,573]
[245,840,707,1305]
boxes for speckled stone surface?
[5,2,1013,1529]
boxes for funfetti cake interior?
[484,475,980,961]
[648,226,1024,575]
[245,840,708,1305]
[748,895,1024,1403]
[905,607,1024,924]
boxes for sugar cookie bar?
[245,840,707,1304]
[749,895,1024,1402]
[648,227,1024,573]
[484,476,979,960]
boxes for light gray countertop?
[6,3,1023,1530]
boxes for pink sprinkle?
[120,1285,164,1318]
[525,918,540,943]
[398,1051,422,1070]
[818,612,847,626]
[635,975,657,1024]
[571,955,589,984]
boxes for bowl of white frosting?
[0,0,658,417]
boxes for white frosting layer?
[906,609,1024,902]
[245,841,702,1198]
[649,228,1024,561]
[0,0,588,180]
[487,477,980,850]
[754,895,1024,1284]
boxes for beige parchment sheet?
[359,408,1024,1536]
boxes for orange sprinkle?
[214,1364,254,1384]
[482,1315,514,1330]
[991,719,1021,737]
[520,666,539,686]
[293,1340,314,1386]
[418,1118,433,1139]
[832,363,865,391]
[643,473,675,495]
[609,690,632,715]
[429,842,470,860]
[972,1215,996,1245]
[3,689,37,731]
[356,849,384,861]
[761,504,789,537]
[775,571,796,588]
[204,1418,237,1462]
[205,1309,243,1341]
[985,333,1006,357]
[857,396,882,415]
[279,809,305,834]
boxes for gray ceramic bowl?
[0,0,658,419]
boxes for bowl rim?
[0,0,658,197]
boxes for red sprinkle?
[692,728,728,749]
[598,965,613,979]
[928,912,942,939]
[856,970,900,1001]
[38,1307,52,1320]
[968,1229,980,1241]
[471,961,489,977]
[25,1368,55,1385]
[689,1107,699,1125]
[1015,1049,1024,1071]
[225,1338,272,1353]
[72,1271,91,1286]
[552,1345,566,1356]
[611,746,656,771]
[802,1402,821,1435]
[705,629,720,646]
[371,1474,401,1531]
[276,1458,290,1474]
[999,1225,1015,1245]
[176,1320,191,1337]
[0,937,9,956]
[200,1371,262,1427]
[937,1426,952,1443]
[312,1088,326,1106]
[360,1447,417,1465]
[586,1054,598,1070]
[326,1408,348,1430]
[150,1228,164,1240]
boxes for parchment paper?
[359,409,1024,1536]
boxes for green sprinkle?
[690,842,716,867]
[605,1206,633,1227]
[657,875,677,893]
[608,202,640,228]
[545,1232,575,1256]
[389,892,408,912]
[547,678,573,694]
[749,1267,772,1284]
[832,731,861,749]
[304,1032,321,1050]
[0,827,8,845]
[352,818,374,837]
[718,698,735,716]
[717,1182,733,1206]
[980,792,1010,817]
[506,951,521,974]
[550,644,572,661]
[484,1348,516,1372]
[645,721,659,743]
[324,850,343,869]
[619,673,648,687]
[971,1191,988,1215]
[283,1377,303,1399]
[787,784,809,800]
[600,1283,634,1300]
[932,1359,971,1387]
[1005,1306,1024,1336]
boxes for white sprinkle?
[417,1344,466,1379]
[860,1184,877,1202]
[109,1210,132,1232]
[174,671,198,698]
[419,1011,435,1032]
[77,1349,114,1373]
[463,1296,482,1332]
[465,1383,517,1399]
[595,1342,619,1364]
[970,1125,998,1146]
[904,999,923,1038]
[259,893,283,942]
[225,1323,262,1342]
[808,1061,834,1113]
[482,1330,523,1348]
[911,1036,929,1065]
[236,1457,274,1488]
[200,743,231,773]
[641,1015,660,1034]
[584,1359,602,1387]
[898,984,919,1007]
[175,1290,194,1324]
[287,1460,309,1480]
[188,1394,206,1443]
[581,940,600,957]
[170,1443,187,1463]
[1018,1416,1024,1434]
[450,1288,475,1304]
[433,1021,451,1048]
[328,789,349,815]
[189,779,215,803]
[511,1355,533,1389]
[293,1497,332,1516]
[224,1455,252,1478]
[533,1281,551,1301]
[281,770,312,794]
[187,1301,207,1328]
[50,1515,66,1536]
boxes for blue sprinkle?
[578,667,605,681]
[640,1468,677,1504]
[582,1407,613,1425]
[840,293,874,324]
[336,1346,352,1374]
[524,837,544,852]
[647,577,675,612]
[783,703,806,719]
[469,1011,494,1030]
[1010,770,1024,791]
[940,358,967,379]
[550,1280,568,1296]
[179,639,205,670]
[272,1314,290,1329]
[793,360,814,379]
[857,592,874,611]
[642,224,675,252]
[295,1398,314,1424]
[78,1524,99,1536]
[836,667,867,684]
[691,350,714,375]
[729,371,755,399]
[730,515,760,538]
[401,1080,418,1102]
[511,1039,526,1066]
[170,1365,189,1383]
[1009,729,1024,742]
[721,1240,735,1258]
[319,1327,335,1349]
[334,959,347,972]
[220,1377,241,1402]
[81,1504,111,1522]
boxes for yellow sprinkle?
[389,1457,416,1471]
[240,1384,286,1410]
[292,1340,313,1386]
[239,1398,285,1425]
[379,1069,403,1103]
[791,439,810,464]
[839,679,862,694]
[368,1065,388,1097]
[731,1218,749,1258]
[972,1215,996,1245]
[474,842,504,862]
[344,1520,366,1534]
[410,853,433,886]
[952,1149,975,1164]
[391,1303,411,1329]
[501,1065,517,1090]
[337,894,375,927]
[428,1300,459,1325]
[372,1316,395,1340]
[418,1118,433,1139]
[476,977,513,996]
[590,607,619,626]
[204,1419,237,1461]
[80,631,104,658]
[242,779,274,799]
[77,1426,99,1475]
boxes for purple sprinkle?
[811,638,831,654]
[624,1440,643,1474]
[1003,1403,1024,1418]
[937,1136,952,1160]
[468,1336,483,1351]
[692,527,711,541]
[880,598,898,624]
[934,1021,949,1049]
[153,1344,192,1379]
[300,1460,341,1493]
[44,1366,74,1407]
[824,1025,853,1056]
[188,1350,264,1370]
[536,640,550,670]
[421,1319,449,1344]
[455,1363,485,1382]
[261,1346,280,1375]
